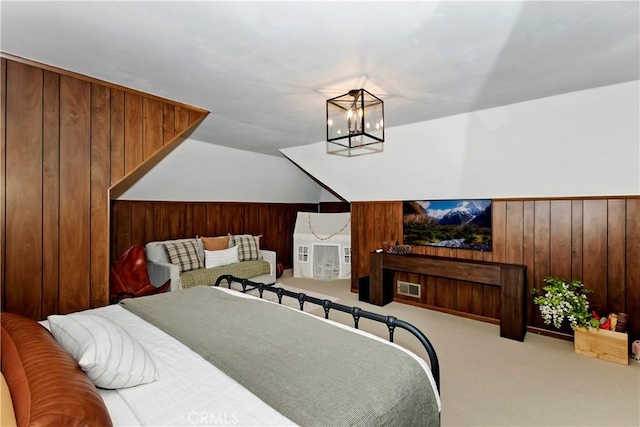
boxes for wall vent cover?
[397,280,421,298]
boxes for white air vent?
[397,281,421,298]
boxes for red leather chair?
[110,245,170,304]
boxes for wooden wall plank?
[492,201,507,263]
[5,61,43,319]
[124,93,143,174]
[626,199,640,340]
[175,106,190,135]
[90,83,110,309]
[523,201,536,324]
[583,200,608,313]
[607,199,626,313]
[42,70,60,317]
[59,75,91,314]
[532,201,550,327]
[143,98,163,159]
[162,103,175,145]
[110,89,125,184]
[131,202,147,249]
[116,201,132,257]
[549,200,572,280]
[350,203,361,291]
[505,201,524,264]
[0,58,6,311]
[144,203,154,244]
[571,200,584,282]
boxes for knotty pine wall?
[110,201,318,269]
[0,56,207,320]
[351,198,640,341]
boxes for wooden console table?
[369,251,527,341]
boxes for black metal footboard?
[213,274,440,392]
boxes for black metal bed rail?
[213,274,440,392]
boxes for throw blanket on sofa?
[180,260,271,289]
[120,286,440,427]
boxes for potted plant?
[531,277,628,365]
[530,276,600,331]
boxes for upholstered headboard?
[0,312,113,427]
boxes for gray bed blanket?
[120,286,440,427]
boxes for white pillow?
[47,313,159,389]
[205,245,239,268]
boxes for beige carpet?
[277,270,640,427]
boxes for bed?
[1,281,441,426]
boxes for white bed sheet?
[44,286,440,426]
[72,303,295,427]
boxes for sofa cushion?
[180,260,271,289]
[201,234,231,251]
[164,239,203,272]
[233,234,263,261]
[146,238,204,265]
[205,246,239,269]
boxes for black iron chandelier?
[326,88,384,155]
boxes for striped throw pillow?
[205,246,239,268]
[47,313,159,389]
[164,240,203,272]
[233,234,263,261]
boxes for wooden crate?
[574,327,629,365]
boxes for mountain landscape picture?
[403,200,492,251]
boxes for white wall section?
[281,81,640,201]
[117,139,324,203]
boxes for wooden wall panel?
[0,58,6,311]
[1,56,208,320]
[143,98,163,158]
[175,106,190,134]
[110,89,125,184]
[42,71,60,317]
[492,201,507,263]
[124,93,143,174]
[626,200,640,340]
[162,104,175,145]
[5,61,43,319]
[549,200,572,281]
[90,84,111,308]
[607,200,626,313]
[505,201,524,264]
[352,197,640,341]
[59,75,91,314]
[533,200,551,300]
[582,200,608,313]
[110,201,317,269]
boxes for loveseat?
[146,236,276,292]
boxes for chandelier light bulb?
[337,129,342,136]
[375,123,380,130]
[366,122,370,129]
[327,119,333,126]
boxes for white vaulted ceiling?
[2,1,638,156]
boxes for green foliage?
[530,277,597,330]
